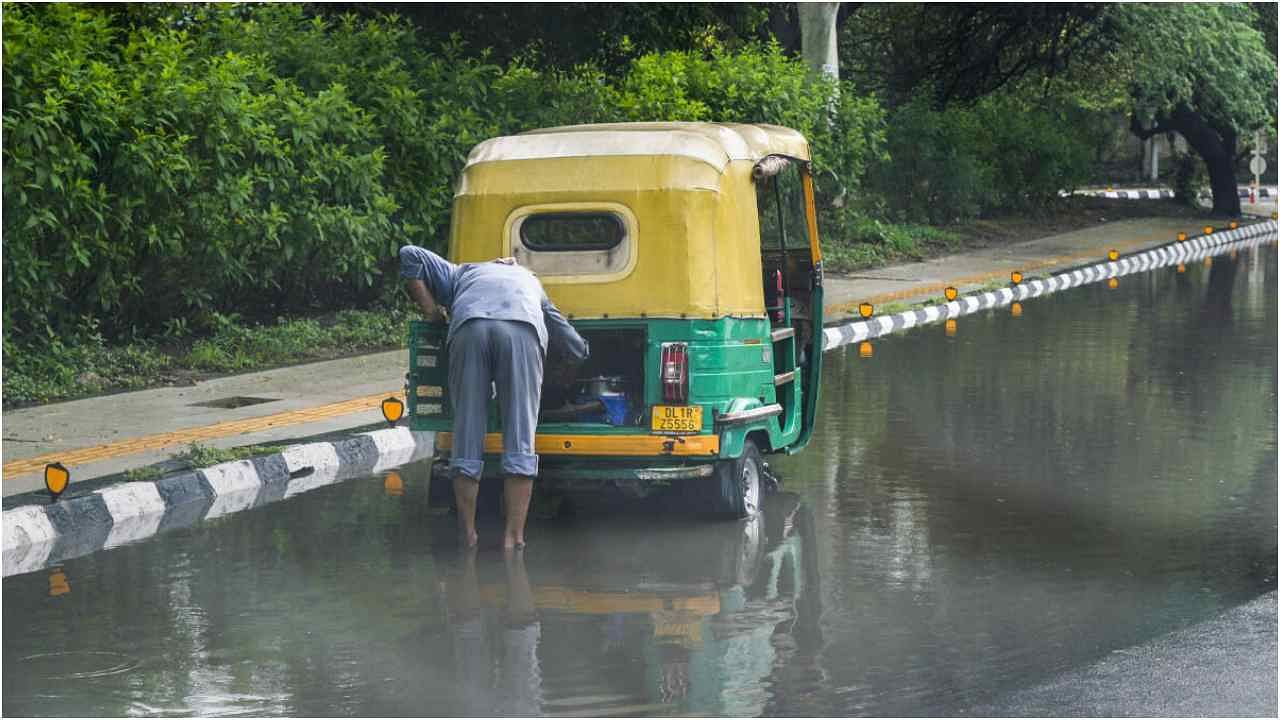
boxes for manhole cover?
[191,396,279,409]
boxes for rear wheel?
[704,439,763,518]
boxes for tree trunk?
[1134,104,1242,216]
[799,3,841,79]
[1169,106,1240,216]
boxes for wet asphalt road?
[2,241,1276,716]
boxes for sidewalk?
[0,216,1247,497]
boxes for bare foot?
[461,530,478,548]
[502,534,525,550]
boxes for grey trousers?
[448,319,544,479]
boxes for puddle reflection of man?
[400,245,587,549]
[447,549,543,716]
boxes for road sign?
[1250,156,1267,176]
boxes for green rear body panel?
[407,313,817,476]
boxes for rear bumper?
[429,455,716,501]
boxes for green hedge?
[3,4,885,347]
[865,93,1094,224]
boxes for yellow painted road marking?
[2,391,405,479]
[824,235,1167,317]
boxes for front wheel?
[703,439,764,519]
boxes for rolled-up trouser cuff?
[450,458,483,480]
[501,453,539,478]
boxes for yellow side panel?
[450,157,766,319]
[435,432,720,456]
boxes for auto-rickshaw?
[407,122,824,517]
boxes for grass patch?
[120,442,281,483]
[177,442,280,467]
[4,307,412,408]
[824,217,963,273]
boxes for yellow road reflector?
[48,569,70,597]
[859,341,873,358]
[1108,249,1119,261]
[1203,225,1214,235]
[858,302,874,319]
[1177,232,1187,242]
[944,286,958,301]
[381,396,405,425]
[1011,302,1023,318]
[1010,271,1023,285]
[45,463,69,499]
[1108,277,1119,289]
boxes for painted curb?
[1071,187,1276,200]
[1079,188,1176,200]
[2,427,433,577]
[823,219,1278,352]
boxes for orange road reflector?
[381,396,405,426]
[1177,263,1186,273]
[944,287,958,301]
[858,302,874,319]
[1229,221,1239,229]
[1010,271,1023,285]
[48,569,70,597]
[858,341,873,358]
[944,319,957,337]
[44,463,69,500]
[1177,232,1187,242]
[1108,277,1119,289]
[384,471,404,497]
[1203,225,1214,235]
[1108,249,1119,261]
[1011,302,1023,318]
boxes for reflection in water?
[2,242,1275,716]
[432,492,820,717]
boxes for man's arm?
[399,245,456,322]
[405,278,447,323]
[541,296,588,408]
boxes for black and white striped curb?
[1238,187,1276,199]
[823,220,1278,352]
[1076,188,1176,200]
[2,427,433,578]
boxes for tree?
[1113,3,1276,216]
[838,4,1107,107]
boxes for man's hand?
[406,278,448,323]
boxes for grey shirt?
[399,245,588,363]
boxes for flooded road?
[4,243,1276,716]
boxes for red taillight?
[661,342,689,404]
[772,270,784,322]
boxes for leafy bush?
[3,4,400,343]
[617,41,886,202]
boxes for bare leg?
[454,474,480,547]
[503,474,534,549]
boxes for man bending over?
[399,245,588,549]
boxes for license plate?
[650,405,702,434]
